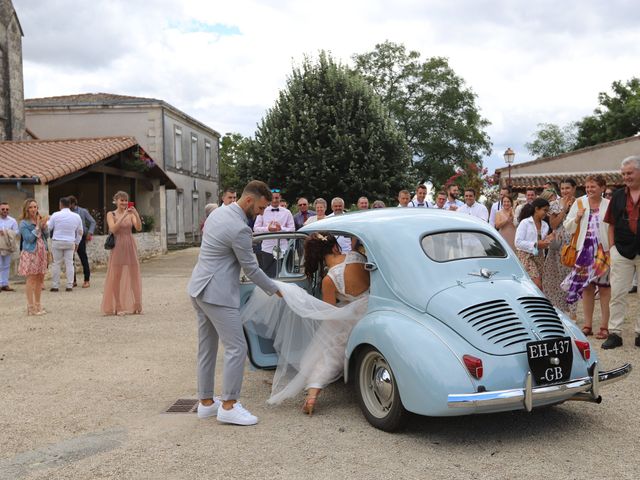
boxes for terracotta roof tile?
[0,137,137,183]
[503,171,622,190]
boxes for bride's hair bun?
[303,232,339,281]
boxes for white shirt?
[443,199,464,210]
[489,200,502,227]
[0,215,18,233]
[515,216,550,254]
[47,208,83,244]
[458,202,489,221]
[253,206,295,253]
[326,213,352,252]
[408,200,431,208]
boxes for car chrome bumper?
[447,362,632,412]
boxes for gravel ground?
[0,248,638,480]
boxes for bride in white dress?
[241,232,370,415]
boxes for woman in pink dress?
[495,195,516,251]
[18,198,49,315]
[101,191,143,315]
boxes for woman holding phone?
[101,191,143,315]
[18,198,49,315]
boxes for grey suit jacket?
[188,203,278,307]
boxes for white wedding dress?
[241,251,369,404]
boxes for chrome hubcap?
[359,351,395,418]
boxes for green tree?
[352,41,492,187]
[245,51,411,206]
[219,132,250,191]
[525,122,577,158]
[575,77,640,148]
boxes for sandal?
[581,326,593,336]
[302,395,317,416]
[595,328,609,340]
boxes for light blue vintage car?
[242,208,632,431]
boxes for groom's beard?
[244,206,255,221]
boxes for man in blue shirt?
[69,196,96,288]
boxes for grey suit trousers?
[192,295,247,401]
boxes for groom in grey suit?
[188,180,280,425]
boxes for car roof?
[299,207,495,238]
[300,208,508,311]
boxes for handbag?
[104,212,116,250]
[560,199,583,268]
[104,233,115,250]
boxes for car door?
[241,232,309,369]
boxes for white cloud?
[16,0,640,176]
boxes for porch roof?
[502,170,621,190]
[0,136,176,188]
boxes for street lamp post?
[503,148,515,194]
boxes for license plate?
[526,337,573,385]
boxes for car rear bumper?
[447,362,632,412]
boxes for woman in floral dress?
[18,198,49,315]
[544,179,578,319]
[562,175,610,339]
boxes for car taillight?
[463,355,483,379]
[575,340,590,360]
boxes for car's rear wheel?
[355,347,408,432]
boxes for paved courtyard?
[0,248,638,479]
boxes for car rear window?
[421,231,507,262]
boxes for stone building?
[0,0,25,141]
[25,93,221,246]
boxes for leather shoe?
[629,286,638,294]
[602,333,623,349]
[50,287,59,292]
[1,286,15,291]
[82,281,90,288]
[635,335,640,348]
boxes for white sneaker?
[216,402,258,426]
[197,397,221,419]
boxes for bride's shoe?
[302,396,317,416]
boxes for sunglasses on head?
[271,188,281,193]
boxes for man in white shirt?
[221,188,237,206]
[408,184,430,208]
[0,201,19,291]
[459,188,489,221]
[433,191,448,209]
[253,189,295,277]
[397,190,410,207]
[444,184,464,211]
[489,187,511,227]
[328,197,352,252]
[47,196,83,291]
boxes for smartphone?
[127,201,135,209]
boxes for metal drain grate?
[166,398,199,413]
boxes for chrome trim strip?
[448,363,631,410]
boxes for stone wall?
[8,232,163,280]
[86,232,162,266]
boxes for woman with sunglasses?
[544,178,578,319]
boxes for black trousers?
[74,235,91,282]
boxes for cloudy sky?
[15,0,640,174]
